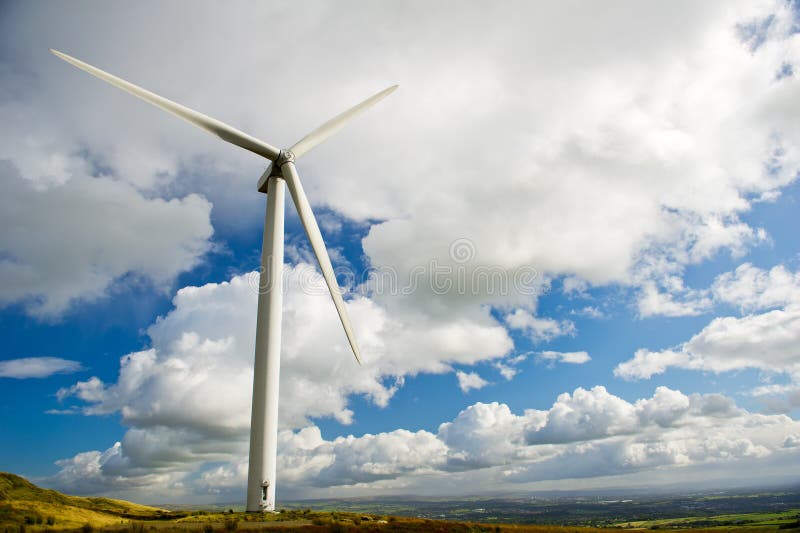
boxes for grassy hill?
[2,472,798,532]
[0,474,618,532]
[0,472,165,529]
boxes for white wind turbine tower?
[51,49,396,512]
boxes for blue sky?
[1,1,800,504]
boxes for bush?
[46,516,55,526]
[82,524,93,533]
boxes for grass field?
[2,473,800,533]
[613,508,800,529]
[0,472,169,530]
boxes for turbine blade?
[289,85,398,159]
[281,162,363,365]
[50,49,281,161]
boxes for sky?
[1,0,800,505]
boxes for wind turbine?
[50,49,396,512]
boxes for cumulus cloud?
[526,386,639,444]
[750,385,800,414]
[50,386,800,500]
[526,386,742,445]
[49,442,188,499]
[494,363,518,381]
[358,0,800,308]
[7,0,800,502]
[615,349,692,381]
[637,280,712,318]
[51,266,510,496]
[310,429,448,487]
[55,267,510,429]
[713,263,800,312]
[2,0,797,321]
[439,402,538,470]
[505,310,576,343]
[455,371,490,393]
[621,262,800,387]
[0,357,82,379]
[616,305,800,380]
[0,160,213,317]
[636,263,800,319]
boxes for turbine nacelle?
[257,150,295,193]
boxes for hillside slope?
[0,472,165,529]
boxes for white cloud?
[492,352,531,381]
[615,349,693,380]
[526,386,639,444]
[571,306,605,319]
[310,429,448,487]
[494,362,519,381]
[50,442,187,499]
[616,305,800,380]
[684,307,800,374]
[712,263,800,312]
[48,259,800,499]
[51,266,510,496]
[620,262,800,413]
[358,0,800,307]
[455,371,489,393]
[637,280,712,318]
[562,277,590,297]
[0,357,82,379]
[537,350,591,365]
[527,386,742,446]
[58,266,511,430]
[439,402,537,469]
[5,0,800,502]
[49,386,800,500]
[637,263,800,319]
[0,161,213,317]
[505,309,576,343]
[1,0,797,322]
[751,386,800,414]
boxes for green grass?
[614,508,800,529]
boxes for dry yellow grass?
[0,472,165,530]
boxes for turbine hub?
[276,149,295,167]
